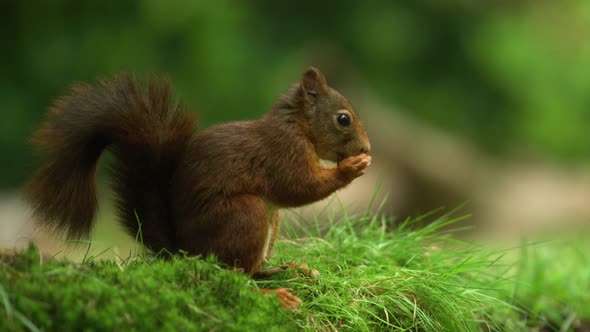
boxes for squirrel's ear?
[301,67,328,100]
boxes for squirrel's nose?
[360,143,371,155]
[358,132,371,154]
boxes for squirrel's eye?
[337,113,350,127]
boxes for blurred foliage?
[1,1,589,188]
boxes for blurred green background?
[1,1,589,189]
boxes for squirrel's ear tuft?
[301,67,328,99]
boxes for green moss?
[1,245,293,331]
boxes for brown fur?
[24,67,371,275]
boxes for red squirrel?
[24,67,371,306]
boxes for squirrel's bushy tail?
[24,74,195,250]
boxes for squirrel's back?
[25,74,195,251]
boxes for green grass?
[1,211,589,331]
[509,236,590,330]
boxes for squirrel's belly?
[262,225,273,261]
[262,203,279,261]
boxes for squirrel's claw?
[260,288,302,308]
[337,153,372,180]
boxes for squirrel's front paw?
[337,153,371,181]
